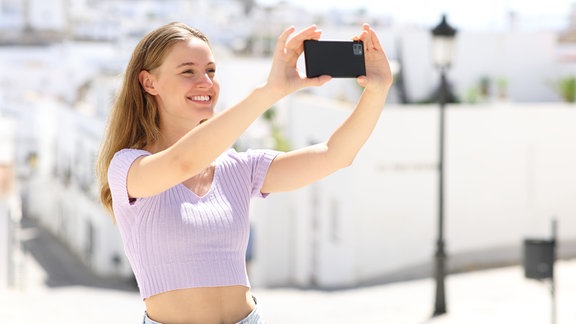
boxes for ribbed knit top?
[108,148,279,299]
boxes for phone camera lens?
[353,43,363,56]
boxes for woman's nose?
[196,73,213,88]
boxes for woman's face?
[145,37,220,127]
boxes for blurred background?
[1,0,576,323]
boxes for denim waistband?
[143,299,265,324]
[236,306,265,324]
[143,312,162,324]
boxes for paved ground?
[1,218,575,323]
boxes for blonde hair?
[96,22,210,216]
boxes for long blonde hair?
[96,22,210,216]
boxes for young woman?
[97,21,392,324]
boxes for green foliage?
[270,126,291,151]
[556,76,576,103]
[263,106,291,151]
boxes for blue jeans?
[143,306,266,324]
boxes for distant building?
[0,117,19,291]
[559,3,576,43]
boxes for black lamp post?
[431,14,457,317]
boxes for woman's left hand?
[354,24,393,93]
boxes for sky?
[257,0,575,31]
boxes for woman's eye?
[207,68,216,76]
[182,69,194,74]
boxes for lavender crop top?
[108,148,279,299]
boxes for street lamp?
[431,14,457,317]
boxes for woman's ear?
[139,70,158,95]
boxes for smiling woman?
[96,21,392,323]
[138,38,220,132]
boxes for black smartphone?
[304,40,366,78]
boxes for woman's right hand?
[264,25,332,99]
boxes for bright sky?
[257,0,575,31]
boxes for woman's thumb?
[307,75,332,87]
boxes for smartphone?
[304,40,366,78]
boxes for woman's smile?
[188,95,212,103]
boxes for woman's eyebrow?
[176,62,196,68]
[176,61,215,69]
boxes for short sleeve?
[108,149,151,212]
[246,149,281,198]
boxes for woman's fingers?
[354,24,394,91]
[361,24,384,54]
[285,25,322,58]
[273,26,296,60]
[288,25,321,43]
[368,26,383,51]
[267,25,330,96]
[273,25,321,64]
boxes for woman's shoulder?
[215,149,281,175]
[218,148,279,163]
[112,148,151,160]
[109,148,151,172]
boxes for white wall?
[0,117,20,290]
[250,96,576,288]
[394,28,563,104]
[451,31,561,103]
[22,99,133,279]
[0,118,14,290]
[27,0,66,31]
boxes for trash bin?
[523,239,555,280]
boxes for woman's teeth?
[191,95,210,101]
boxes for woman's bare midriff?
[144,286,256,324]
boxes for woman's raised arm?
[127,25,332,198]
[261,24,393,193]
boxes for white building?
[0,117,21,291]
[249,97,576,288]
